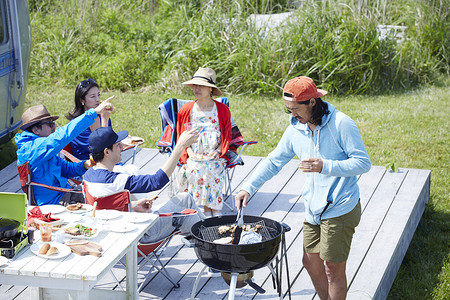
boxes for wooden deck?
[0,148,430,300]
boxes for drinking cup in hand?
[298,161,313,171]
[184,122,197,131]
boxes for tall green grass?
[28,0,448,95]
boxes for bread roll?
[39,243,50,254]
[46,246,59,256]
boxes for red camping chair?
[82,181,197,291]
[156,97,257,210]
[18,155,83,206]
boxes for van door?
[0,0,31,144]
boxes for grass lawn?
[0,81,448,299]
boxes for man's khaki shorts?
[303,201,361,263]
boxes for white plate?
[122,136,144,146]
[66,204,93,214]
[38,205,66,214]
[64,224,100,240]
[94,210,121,220]
[30,242,71,259]
[108,223,136,233]
[125,213,154,223]
[62,214,82,224]
[0,256,8,266]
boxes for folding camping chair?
[156,97,257,211]
[82,181,197,291]
[18,149,83,206]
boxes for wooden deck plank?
[347,168,431,300]
[0,149,431,300]
[0,284,27,300]
[0,161,20,187]
[0,160,22,194]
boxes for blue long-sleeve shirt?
[15,109,98,205]
[242,102,371,225]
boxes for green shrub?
[28,0,449,95]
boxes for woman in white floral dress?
[176,67,232,217]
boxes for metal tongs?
[232,201,244,244]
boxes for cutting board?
[66,240,102,257]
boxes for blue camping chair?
[156,97,257,211]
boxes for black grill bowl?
[190,215,283,273]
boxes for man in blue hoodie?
[15,99,113,206]
[235,76,371,300]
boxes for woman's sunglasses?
[78,78,96,88]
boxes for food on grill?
[218,225,233,234]
[193,215,285,275]
[39,243,50,254]
[66,203,83,211]
[213,236,233,244]
[46,246,59,256]
[251,224,262,231]
[217,224,261,235]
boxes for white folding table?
[0,211,158,300]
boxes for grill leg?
[190,265,208,300]
[228,273,238,300]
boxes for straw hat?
[182,67,222,96]
[283,76,327,102]
[20,105,59,130]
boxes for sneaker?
[207,267,221,278]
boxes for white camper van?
[0,0,31,145]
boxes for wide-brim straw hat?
[20,104,59,130]
[182,67,222,96]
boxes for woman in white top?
[176,67,232,217]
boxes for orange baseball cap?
[283,76,327,102]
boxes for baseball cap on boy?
[88,127,128,154]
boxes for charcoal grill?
[183,214,292,300]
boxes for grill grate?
[199,220,277,243]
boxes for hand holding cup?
[299,158,323,173]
